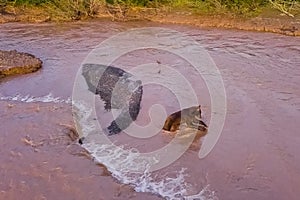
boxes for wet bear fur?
[162,105,208,132]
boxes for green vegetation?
[167,0,299,17]
[0,0,299,20]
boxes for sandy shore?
[149,12,300,36]
[0,6,299,36]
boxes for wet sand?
[0,20,300,199]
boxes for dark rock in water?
[0,50,42,78]
[82,63,143,135]
[78,137,84,145]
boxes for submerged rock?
[0,50,42,78]
[82,63,143,135]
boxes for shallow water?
[0,20,300,200]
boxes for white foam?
[72,101,95,137]
[0,93,218,199]
[185,185,218,200]
[83,141,186,199]
[0,93,71,104]
[76,102,218,200]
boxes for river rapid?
[0,20,300,200]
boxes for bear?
[162,105,208,132]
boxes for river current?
[0,20,300,200]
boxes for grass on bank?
[0,0,299,21]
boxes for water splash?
[185,185,218,200]
[75,101,218,200]
[0,93,218,199]
[0,93,71,104]
[72,100,95,137]
[84,141,188,199]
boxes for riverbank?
[0,4,299,36]
[150,11,300,36]
[1,20,299,200]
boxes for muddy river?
[0,20,300,200]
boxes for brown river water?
[0,19,300,200]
